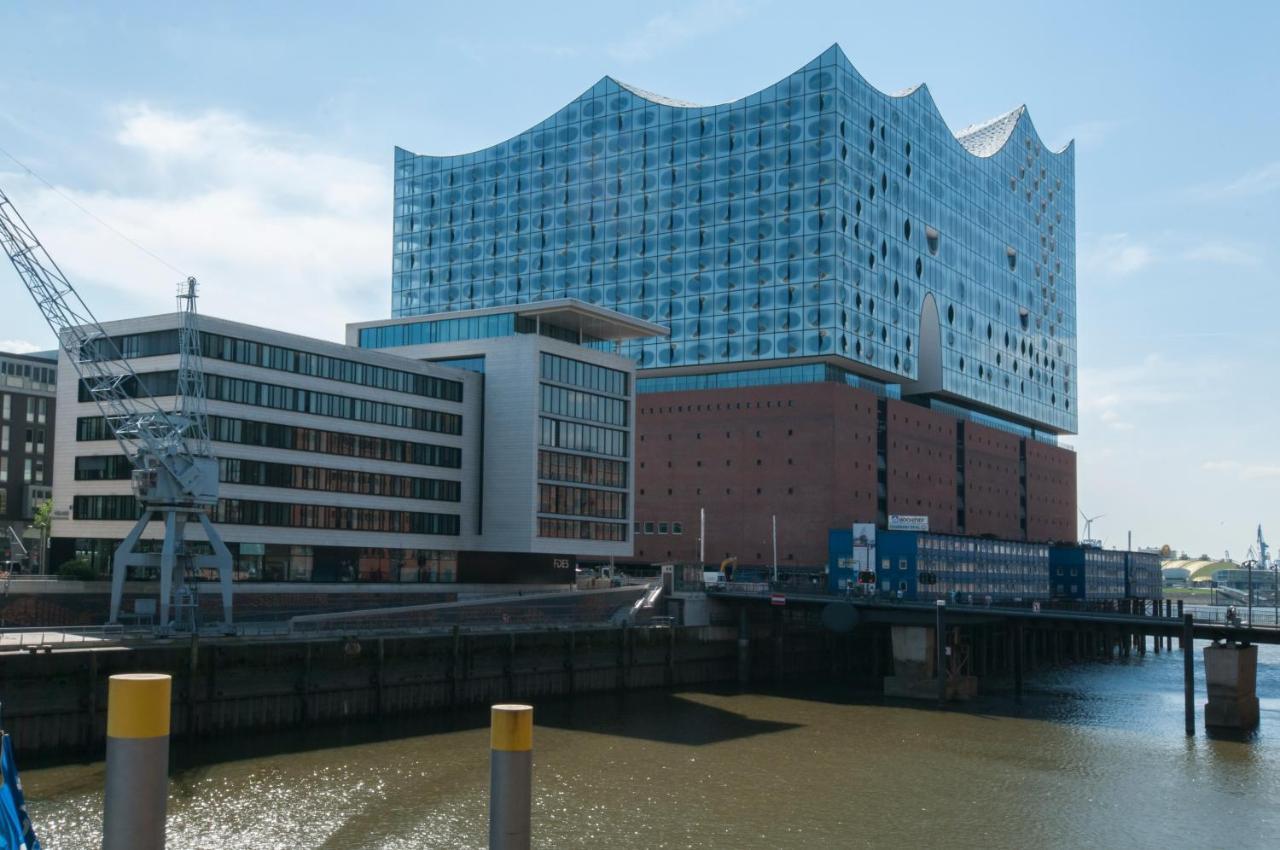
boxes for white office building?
[51,302,663,583]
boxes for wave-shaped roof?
[403,43,1070,164]
[612,79,703,109]
[954,106,1028,157]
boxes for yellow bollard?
[489,704,533,850]
[103,673,171,850]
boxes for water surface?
[24,640,1280,848]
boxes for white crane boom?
[0,186,233,631]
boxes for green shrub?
[57,559,99,581]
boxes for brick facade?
[632,383,877,568]
[884,399,958,534]
[961,422,1024,539]
[1025,439,1077,543]
[632,384,1078,567]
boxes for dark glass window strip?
[540,352,627,397]
[74,456,461,502]
[358,315,609,351]
[539,384,628,426]
[358,314,515,348]
[538,417,626,457]
[80,329,463,402]
[73,495,460,535]
[80,371,462,435]
[537,484,627,519]
[72,455,133,481]
[0,358,55,386]
[77,415,461,468]
[635,363,900,399]
[537,450,626,488]
[537,518,627,542]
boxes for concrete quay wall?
[0,624,794,761]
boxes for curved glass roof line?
[390,42,1078,434]
[399,44,1071,163]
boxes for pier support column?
[1183,614,1195,736]
[884,625,975,701]
[737,607,751,686]
[1013,624,1024,702]
[935,603,947,706]
[884,626,931,699]
[1203,642,1260,731]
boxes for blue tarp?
[0,734,39,850]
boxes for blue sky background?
[0,0,1275,559]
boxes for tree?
[31,498,52,575]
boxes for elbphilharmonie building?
[370,45,1079,566]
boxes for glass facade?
[390,45,1075,433]
[535,353,630,541]
[537,450,626,487]
[1125,551,1163,600]
[81,371,463,435]
[357,313,609,350]
[73,455,461,502]
[77,414,463,468]
[69,539,460,584]
[637,362,899,397]
[914,533,1050,601]
[1050,547,1126,601]
[74,494,460,535]
[82,328,462,401]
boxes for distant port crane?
[0,186,233,632]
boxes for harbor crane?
[0,186,233,632]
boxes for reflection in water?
[22,641,1280,849]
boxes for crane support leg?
[158,512,177,631]
[110,510,153,624]
[198,512,234,633]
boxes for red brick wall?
[884,399,958,534]
[962,422,1023,539]
[632,383,877,567]
[1025,440,1077,543]
[632,383,1078,563]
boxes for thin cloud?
[1215,161,1280,199]
[1057,119,1118,151]
[1078,232,1153,278]
[1202,460,1280,480]
[0,339,43,354]
[1180,239,1260,266]
[0,104,387,344]
[1079,232,1263,278]
[1079,352,1228,431]
[608,1,753,63]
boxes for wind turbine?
[1080,509,1106,545]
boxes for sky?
[0,0,1275,559]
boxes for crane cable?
[0,142,189,278]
